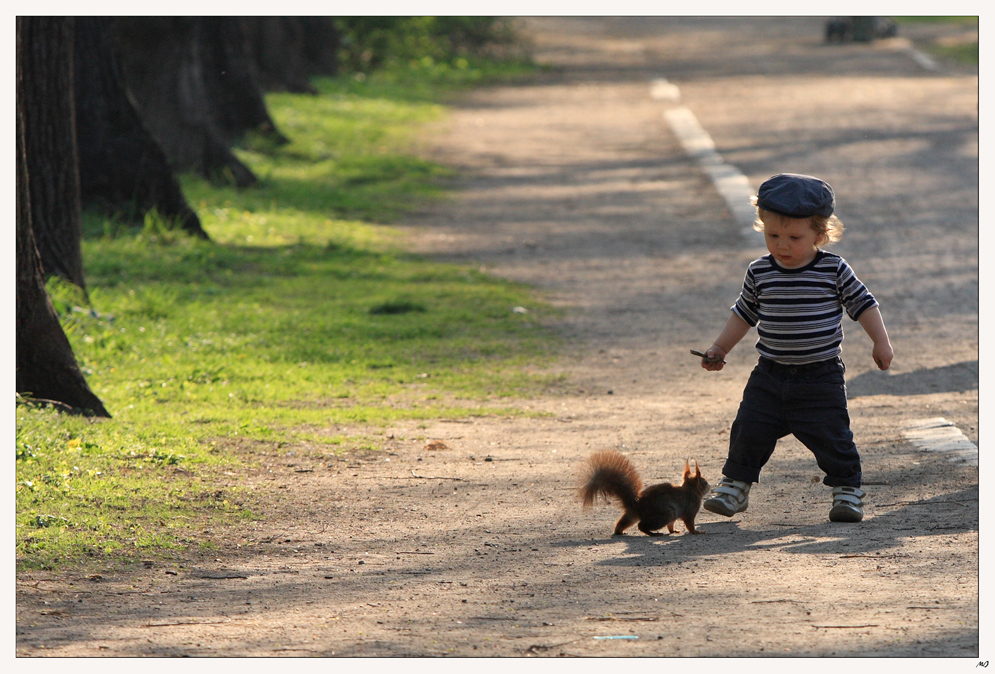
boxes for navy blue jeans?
[722,357,862,488]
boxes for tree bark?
[74,16,208,239]
[18,16,87,291]
[112,17,258,187]
[240,17,340,93]
[197,17,287,144]
[17,17,110,418]
[299,18,341,79]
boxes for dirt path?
[16,18,979,658]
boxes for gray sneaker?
[703,477,751,517]
[829,486,865,522]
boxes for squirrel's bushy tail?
[579,450,643,513]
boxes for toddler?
[699,173,893,522]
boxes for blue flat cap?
[757,173,835,218]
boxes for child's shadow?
[558,485,977,567]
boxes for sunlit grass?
[17,62,555,571]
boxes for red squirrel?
[579,450,710,536]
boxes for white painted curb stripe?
[905,47,940,72]
[662,105,758,237]
[903,417,978,466]
[649,78,681,102]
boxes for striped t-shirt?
[731,250,878,365]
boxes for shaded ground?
[16,17,979,658]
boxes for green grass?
[16,64,557,572]
[891,16,978,25]
[339,55,543,102]
[928,41,978,65]
[892,16,978,65]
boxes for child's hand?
[872,341,894,370]
[857,307,893,370]
[699,346,727,371]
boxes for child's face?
[762,214,822,269]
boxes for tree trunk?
[18,17,87,291]
[300,18,341,78]
[241,17,340,93]
[74,16,208,239]
[16,17,110,418]
[240,17,316,93]
[198,17,287,144]
[112,17,257,187]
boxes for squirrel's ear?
[686,458,698,477]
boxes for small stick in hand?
[691,349,726,365]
